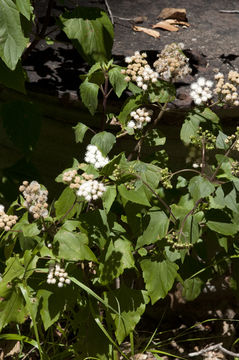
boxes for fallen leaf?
[133,16,148,23]
[133,26,160,38]
[166,19,190,27]
[152,21,179,32]
[158,8,187,21]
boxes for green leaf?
[2,256,25,282]
[38,289,65,330]
[225,188,239,214]
[118,93,146,126]
[104,286,149,344]
[0,285,28,330]
[136,211,169,249]
[102,185,116,213]
[189,176,215,202]
[21,223,40,237]
[0,59,25,93]
[99,238,134,285]
[108,66,127,97]
[148,80,175,103]
[1,100,42,154]
[59,6,114,64]
[54,229,97,262]
[80,79,99,115]
[207,221,239,235]
[176,176,187,189]
[182,278,203,301]
[16,0,32,20]
[141,259,178,304]
[209,186,225,209]
[201,107,219,124]
[118,184,151,207]
[54,187,76,219]
[91,131,116,156]
[73,122,89,143]
[180,117,200,145]
[216,131,229,150]
[0,0,28,70]
[144,129,166,146]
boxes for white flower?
[127,120,135,128]
[197,77,206,87]
[125,56,132,63]
[77,179,106,201]
[190,78,213,105]
[0,205,4,213]
[84,145,109,169]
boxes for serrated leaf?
[0,0,28,70]
[104,286,149,344]
[16,0,32,20]
[145,129,166,146]
[108,66,127,97]
[0,59,25,93]
[54,229,97,262]
[209,186,225,209]
[141,259,178,304]
[91,131,116,156]
[118,184,151,207]
[80,79,99,115]
[207,221,239,235]
[54,187,77,219]
[21,223,40,237]
[180,117,200,144]
[216,131,229,150]
[59,6,114,64]
[189,176,215,202]
[102,185,116,213]
[118,94,146,126]
[148,80,175,103]
[73,122,89,143]
[38,289,64,331]
[136,211,169,249]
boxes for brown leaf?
[166,19,190,27]
[158,8,187,21]
[133,26,160,38]
[133,16,148,24]
[152,21,179,32]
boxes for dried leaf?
[158,8,187,21]
[152,21,179,32]
[133,16,148,24]
[166,19,190,27]
[133,26,160,39]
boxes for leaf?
[38,289,64,330]
[189,176,215,202]
[158,8,187,21]
[136,211,169,248]
[54,187,77,219]
[91,131,116,156]
[54,229,97,262]
[152,21,179,32]
[209,186,225,209]
[21,223,40,237]
[0,286,28,330]
[80,79,99,115]
[99,239,134,285]
[16,0,32,20]
[225,188,239,214]
[118,93,146,126]
[148,80,175,103]
[182,278,203,301]
[104,286,149,344]
[73,122,89,143]
[1,100,42,154]
[59,6,114,64]
[0,59,25,93]
[0,0,28,70]
[133,26,160,38]
[145,129,166,146]
[118,184,151,207]
[176,176,187,188]
[207,221,239,235]
[108,66,128,97]
[180,118,200,145]
[216,131,229,150]
[141,259,178,304]
[102,185,117,213]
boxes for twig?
[104,0,114,25]
[219,10,239,13]
[189,342,239,357]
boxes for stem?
[201,138,206,175]
[169,168,201,179]
[177,198,202,241]
[129,332,134,356]
[210,139,236,182]
[101,72,110,131]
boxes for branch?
[104,0,114,25]
[189,342,239,357]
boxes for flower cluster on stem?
[47,264,71,287]
[84,145,109,169]
[121,51,158,90]
[153,43,191,81]
[190,77,213,105]
[19,181,48,219]
[127,108,153,129]
[77,179,106,202]
[214,71,239,106]
[0,205,18,231]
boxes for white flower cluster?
[121,51,158,90]
[19,181,48,219]
[63,169,77,183]
[85,145,109,169]
[214,71,239,106]
[47,264,71,287]
[0,205,18,231]
[77,179,106,202]
[190,77,213,105]
[127,108,153,129]
[153,43,191,81]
